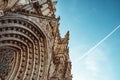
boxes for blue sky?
[54,0,120,80]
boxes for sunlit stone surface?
[0,0,72,80]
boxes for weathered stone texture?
[0,0,72,80]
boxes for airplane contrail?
[78,25,120,61]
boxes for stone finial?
[52,1,57,6]
[57,16,61,22]
[61,31,69,44]
[65,31,70,40]
[52,1,57,13]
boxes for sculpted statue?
[52,55,65,79]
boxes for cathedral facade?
[0,0,72,80]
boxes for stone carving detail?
[0,17,47,80]
[53,55,65,78]
[0,0,72,80]
[0,48,15,80]
[0,0,18,10]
